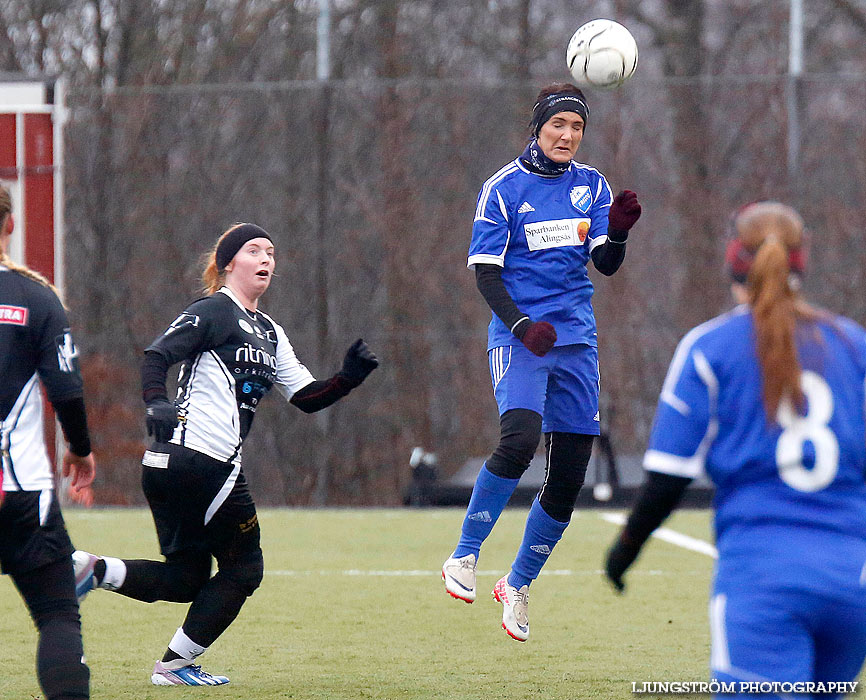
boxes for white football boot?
[151,659,229,686]
[441,553,477,603]
[492,575,529,641]
[72,550,99,603]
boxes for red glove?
[520,321,557,357]
[608,190,642,231]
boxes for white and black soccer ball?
[566,19,638,90]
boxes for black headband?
[530,93,590,137]
[216,223,273,271]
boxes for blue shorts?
[488,343,600,434]
[709,582,866,698]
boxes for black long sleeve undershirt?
[590,227,629,276]
[474,264,531,339]
[53,396,91,457]
[289,374,357,414]
[620,471,692,549]
[141,350,170,404]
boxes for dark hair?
[530,83,589,137]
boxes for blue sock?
[452,464,520,560]
[508,498,569,589]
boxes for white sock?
[99,557,127,591]
[167,627,207,665]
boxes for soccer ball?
[566,19,638,90]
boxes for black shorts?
[141,443,258,557]
[0,490,74,576]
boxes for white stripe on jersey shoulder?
[475,160,520,221]
[660,346,722,477]
[217,285,249,311]
[570,161,605,176]
[570,161,613,206]
[660,306,747,415]
[513,158,537,175]
[496,190,509,224]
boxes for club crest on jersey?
[570,185,592,213]
[0,305,28,326]
[238,317,266,340]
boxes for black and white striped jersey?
[146,287,315,464]
[1,266,84,492]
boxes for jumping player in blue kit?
[441,82,642,641]
[606,202,866,696]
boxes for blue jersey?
[645,306,866,568]
[467,158,613,351]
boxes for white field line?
[598,512,718,559]
[264,568,668,577]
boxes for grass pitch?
[0,508,715,699]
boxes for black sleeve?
[289,375,354,414]
[53,396,92,457]
[620,471,692,548]
[590,227,629,276]
[33,287,84,403]
[145,298,215,366]
[474,264,531,339]
[141,350,171,403]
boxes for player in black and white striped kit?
[0,185,96,699]
[74,223,378,687]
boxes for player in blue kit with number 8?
[441,82,642,641]
[606,202,866,696]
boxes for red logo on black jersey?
[0,305,28,326]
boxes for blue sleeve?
[587,172,613,248]
[644,335,717,478]
[468,183,512,269]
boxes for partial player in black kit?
[0,185,96,699]
[74,223,378,687]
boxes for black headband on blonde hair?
[216,224,273,271]
[530,93,590,137]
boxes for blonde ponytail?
[0,186,61,299]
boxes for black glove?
[145,398,178,443]
[604,535,642,594]
[608,189,642,232]
[339,339,379,386]
[518,320,557,357]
